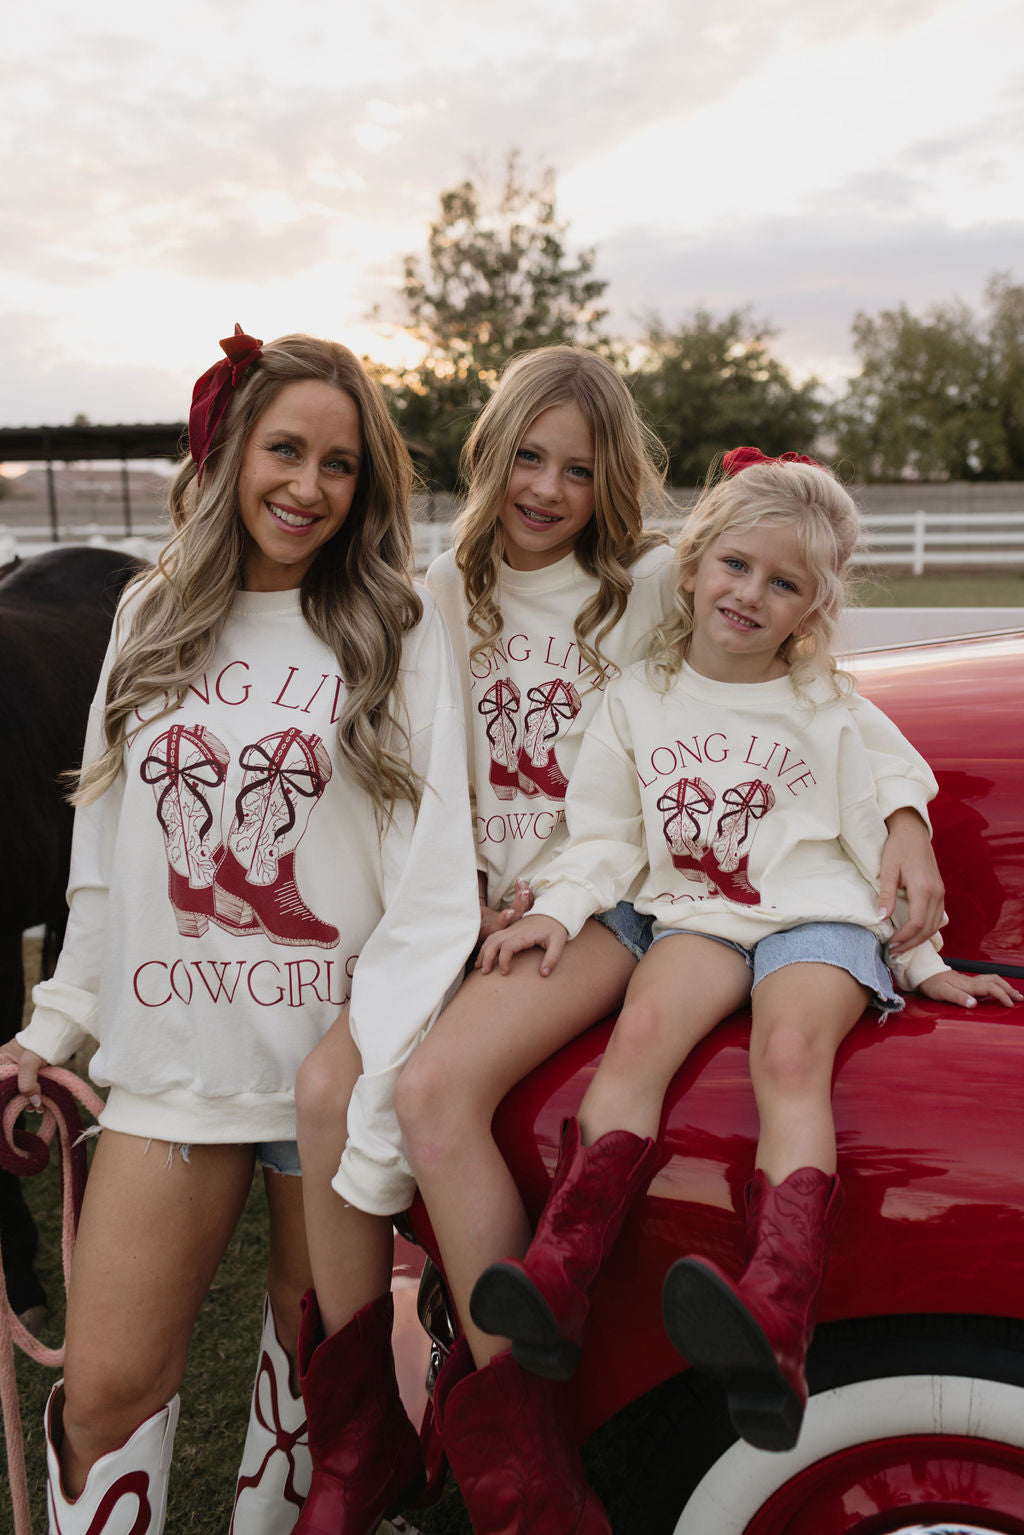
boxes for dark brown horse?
[0,545,146,1319]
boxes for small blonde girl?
[471,446,1020,1455]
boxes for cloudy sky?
[3,0,1022,431]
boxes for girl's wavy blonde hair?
[453,346,670,678]
[76,333,423,821]
[648,457,862,698]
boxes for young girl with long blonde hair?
[0,328,478,1535]
[471,447,1019,1457]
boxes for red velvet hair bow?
[188,323,264,483]
[723,446,821,477]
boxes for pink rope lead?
[0,1062,105,1535]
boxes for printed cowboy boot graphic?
[657,777,716,886]
[215,728,340,948]
[705,779,775,905]
[518,679,582,799]
[479,678,522,800]
[142,723,257,937]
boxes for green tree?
[831,274,1024,480]
[629,309,821,485]
[383,154,610,488]
[983,272,1024,477]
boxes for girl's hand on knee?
[917,970,1023,1009]
[477,879,535,943]
[475,915,569,977]
[0,1039,45,1105]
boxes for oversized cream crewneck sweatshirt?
[19,585,479,1215]
[531,660,946,990]
[426,544,677,909]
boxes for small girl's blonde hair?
[648,456,862,697]
[453,346,670,677]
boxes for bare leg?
[578,935,752,1144]
[749,963,870,1181]
[60,1132,255,1497]
[263,1167,312,1390]
[395,919,635,1366]
[294,1005,394,1338]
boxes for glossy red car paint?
[404,629,1024,1531]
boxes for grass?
[853,569,1024,607]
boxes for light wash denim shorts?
[652,920,904,1017]
[172,1139,303,1175]
[593,900,655,960]
[256,1139,303,1176]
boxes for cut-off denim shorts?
[594,900,655,960]
[169,1138,303,1175]
[651,920,904,1018]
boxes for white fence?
[5,505,1024,579]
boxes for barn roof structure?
[0,422,186,537]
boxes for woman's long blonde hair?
[77,333,423,819]
[453,347,670,677]
[648,457,862,698]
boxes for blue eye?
[325,457,357,475]
[568,465,592,480]
[516,448,539,464]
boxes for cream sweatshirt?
[426,544,676,909]
[530,660,946,990]
[19,584,479,1215]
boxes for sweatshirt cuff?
[531,883,601,942]
[17,980,98,1064]
[877,783,933,830]
[330,1147,416,1219]
[888,941,947,991]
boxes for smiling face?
[237,378,363,591]
[497,400,596,570]
[683,519,814,683]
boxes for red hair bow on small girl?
[723,446,821,477]
[188,323,264,483]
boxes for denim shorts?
[651,920,904,1017]
[593,900,655,960]
[256,1139,303,1176]
[171,1139,303,1176]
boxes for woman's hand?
[879,806,946,954]
[477,878,534,944]
[475,914,570,978]
[0,1039,46,1105]
[916,970,1022,1009]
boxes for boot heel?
[173,907,209,937]
[471,1263,580,1381]
[727,1386,803,1453]
[214,885,257,928]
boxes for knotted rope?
[0,1062,104,1535]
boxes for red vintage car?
[394,626,1024,1535]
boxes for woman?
[1,327,478,1535]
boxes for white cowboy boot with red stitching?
[229,1296,311,1535]
[657,776,715,885]
[45,1383,178,1534]
[518,680,581,799]
[141,723,249,937]
[479,678,521,800]
[706,779,775,904]
[215,728,339,948]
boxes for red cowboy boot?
[517,680,581,799]
[292,1290,424,1535]
[230,1295,311,1535]
[215,729,339,948]
[432,1338,610,1534]
[470,1118,660,1379]
[44,1383,178,1534]
[661,1166,844,1452]
[479,678,522,801]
